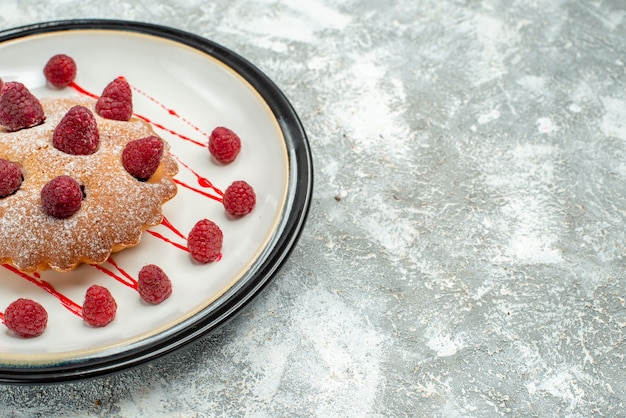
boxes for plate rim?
[0,18,313,384]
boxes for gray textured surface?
[1,0,625,416]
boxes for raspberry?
[138,264,172,304]
[0,78,3,91]
[53,105,99,155]
[43,54,77,88]
[122,135,164,180]
[82,285,117,327]
[209,127,241,163]
[222,180,256,216]
[187,219,223,263]
[4,298,48,338]
[95,77,132,121]
[0,158,22,197]
[41,175,83,218]
[0,81,45,131]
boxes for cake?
[0,96,178,272]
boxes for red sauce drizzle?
[134,114,205,147]
[2,264,83,317]
[70,81,222,202]
[91,258,138,290]
[146,230,189,252]
[169,152,224,197]
[162,216,187,240]
[131,84,211,138]
[70,82,206,147]
[146,217,188,251]
[69,81,98,99]
[173,179,223,202]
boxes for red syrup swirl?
[162,216,186,240]
[146,230,190,252]
[69,81,98,99]
[131,84,211,139]
[146,216,189,252]
[173,179,223,203]
[2,264,83,317]
[91,258,138,290]
[169,153,224,201]
[70,82,205,147]
[134,114,205,147]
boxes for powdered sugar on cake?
[0,96,178,272]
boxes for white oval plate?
[0,20,312,383]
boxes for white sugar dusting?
[0,97,177,271]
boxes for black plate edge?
[0,19,313,384]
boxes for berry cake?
[0,94,178,272]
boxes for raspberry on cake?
[122,136,164,181]
[53,105,99,155]
[0,158,22,197]
[43,54,77,88]
[40,175,84,218]
[0,82,45,131]
[0,93,178,272]
[96,77,133,121]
